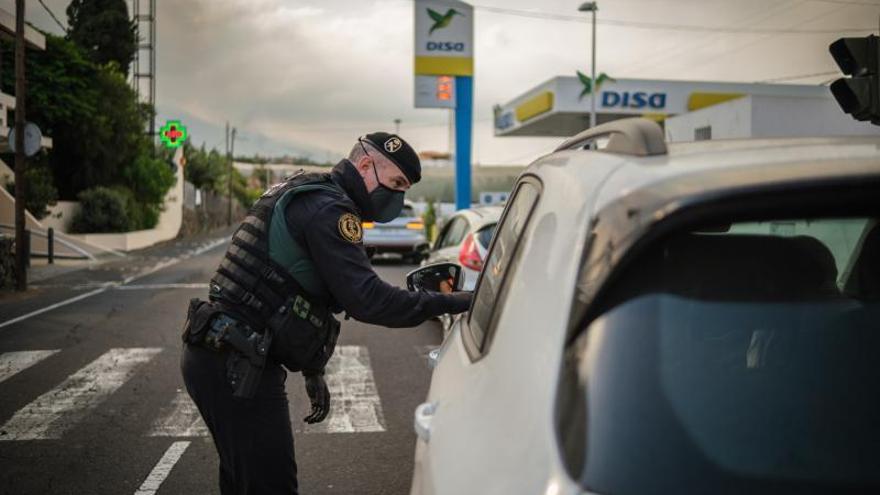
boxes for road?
[0,232,439,495]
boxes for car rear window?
[557,217,880,494]
[476,223,496,249]
[399,205,415,217]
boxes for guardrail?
[0,224,94,262]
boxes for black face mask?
[360,139,405,223]
[368,161,405,222]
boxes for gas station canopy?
[494,76,828,137]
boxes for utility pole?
[14,0,27,291]
[227,126,236,226]
[393,118,401,134]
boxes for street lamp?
[578,1,598,130]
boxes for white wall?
[665,96,752,142]
[665,94,880,142]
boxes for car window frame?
[461,175,542,361]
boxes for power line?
[469,4,874,34]
[807,0,880,6]
[37,0,66,33]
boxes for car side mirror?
[406,262,465,293]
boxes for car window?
[556,216,880,494]
[399,205,415,218]
[440,217,468,248]
[468,181,539,352]
[476,223,496,249]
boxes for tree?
[67,0,136,75]
[1,34,174,231]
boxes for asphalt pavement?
[0,231,440,495]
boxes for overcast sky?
[8,0,879,164]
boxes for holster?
[182,299,272,399]
[181,298,222,345]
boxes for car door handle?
[427,348,440,369]
[414,401,437,442]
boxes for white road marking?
[133,441,191,495]
[0,347,162,441]
[0,238,227,331]
[115,283,210,291]
[149,389,208,438]
[305,345,386,434]
[0,288,109,331]
[0,350,60,384]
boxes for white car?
[424,206,503,291]
[411,119,880,495]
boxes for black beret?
[362,132,421,184]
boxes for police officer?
[181,132,471,494]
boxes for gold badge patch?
[338,213,363,243]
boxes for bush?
[70,186,131,233]
[3,154,59,220]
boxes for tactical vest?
[209,171,343,328]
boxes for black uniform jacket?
[284,160,471,328]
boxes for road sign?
[159,120,188,149]
[7,122,42,157]
[414,0,473,76]
[415,75,456,108]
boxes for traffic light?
[829,35,880,124]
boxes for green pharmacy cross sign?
[159,120,187,149]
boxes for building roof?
[494,76,828,137]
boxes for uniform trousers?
[181,343,299,494]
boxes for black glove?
[446,291,473,314]
[303,372,330,424]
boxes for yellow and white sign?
[414,0,473,77]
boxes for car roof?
[530,135,880,217]
[453,206,503,226]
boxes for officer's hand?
[439,278,454,294]
[303,373,331,424]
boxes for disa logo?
[601,91,667,109]
[427,8,462,35]
[577,71,615,100]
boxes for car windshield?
[559,217,880,494]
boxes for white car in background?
[410,119,880,495]
[423,206,503,291]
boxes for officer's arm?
[302,203,470,328]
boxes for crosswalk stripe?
[0,350,60,384]
[133,441,191,495]
[0,347,163,441]
[149,389,208,438]
[304,345,386,434]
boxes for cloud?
[10,0,876,163]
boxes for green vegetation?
[422,198,437,241]
[159,140,261,209]
[3,152,58,220]
[70,186,131,233]
[0,4,174,232]
[67,0,136,75]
